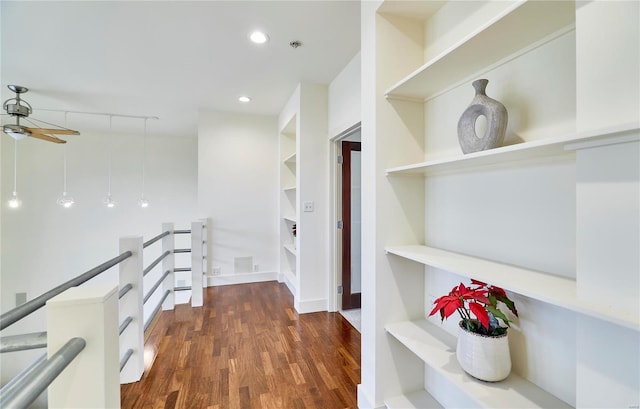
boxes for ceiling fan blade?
[30,133,67,144]
[25,127,79,136]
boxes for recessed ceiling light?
[249,31,269,44]
[238,96,252,103]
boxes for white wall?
[329,51,362,137]
[198,111,279,282]
[327,51,362,312]
[297,84,329,313]
[0,128,197,390]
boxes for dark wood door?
[341,141,361,310]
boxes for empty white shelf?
[385,320,573,409]
[385,390,442,409]
[385,245,639,331]
[283,152,297,164]
[283,216,296,224]
[384,0,574,100]
[283,244,297,256]
[386,123,640,176]
[283,186,296,193]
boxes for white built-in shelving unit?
[361,0,640,408]
[279,114,297,289]
[277,84,330,313]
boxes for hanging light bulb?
[57,112,75,208]
[8,192,21,208]
[104,195,117,208]
[8,140,21,208]
[139,118,149,208]
[103,115,117,208]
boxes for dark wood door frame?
[341,141,361,310]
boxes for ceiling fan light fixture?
[139,198,149,208]
[249,31,269,44]
[3,125,30,140]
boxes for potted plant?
[429,279,518,381]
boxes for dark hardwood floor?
[121,281,361,409]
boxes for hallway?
[121,282,361,409]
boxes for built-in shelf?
[386,123,640,176]
[384,0,574,100]
[283,186,296,193]
[283,243,297,256]
[385,245,639,331]
[283,216,297,224]
[385,320,573,409]
[385,390,442,409]
[283,152,297,164]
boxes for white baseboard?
[209,271,277,287]
[278,271,296,296]
[294,297,327,314]
[357,384,385,409]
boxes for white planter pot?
[456,321,511,382]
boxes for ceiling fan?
[2,85,79,144]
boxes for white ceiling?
[1,1,361,137]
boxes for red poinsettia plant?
[429,279,518,336]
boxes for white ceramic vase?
[456,321,511,382]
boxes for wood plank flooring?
[121,281,361,409]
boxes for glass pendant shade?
[57,192,75,208]
[104,195,116,208]
[8,192,21,208]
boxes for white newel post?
[162,223,175,310]
[191,221,204,307]
[118,236,144,384]
[47,285,120,409]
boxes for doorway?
[341,140,361,310]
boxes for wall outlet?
[213,266,221,276]
[303,201,314,212]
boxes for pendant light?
[57,112,75,208]
[8,139,21,208]
[138,118,149,208]
[103,115,116,208]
